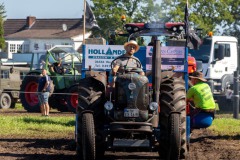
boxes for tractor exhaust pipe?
[152,40,161,103]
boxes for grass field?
[0,103,239,138]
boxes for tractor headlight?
[128,83,136,90]
[134,27,139,31]
[104,101,113,111]
[149,102,158,111]
[127,26,132,31]
[179,26,184,30]
[173,27,177,31]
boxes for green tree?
[160,0,239,40]
[0,3,6,50]
[91,0,162,44]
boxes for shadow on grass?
[22,117,75,127]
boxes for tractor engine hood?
[114,73,149,110]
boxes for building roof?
[5,28,84,39]
[4,16,84,39]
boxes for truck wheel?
[159,77,187,159]
[20,74,40,112]
[82,113,96,160]
[66,84,78,113]
[0,93,12,109]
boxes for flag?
[184,1,201,50]
[184,0,189,47]
[85,1,100,30]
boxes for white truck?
[189,35,239,94]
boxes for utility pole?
[83,0,86,45]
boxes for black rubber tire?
[168,113,181,159]
[82,113,96,160]
[66,84,78,113]
[76,78,106,159]
[0,93,12,109]
[76,112,83,158]
[10,101,16,109]
[159,77,187,160]
[20,74,41,112]
[49,93,69,112]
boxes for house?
[3,16,92,59]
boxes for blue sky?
[0,0,86,19]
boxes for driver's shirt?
[113,54,142,74]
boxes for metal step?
[113,139,150,148]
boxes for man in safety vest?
[187,71,216,129]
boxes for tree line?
[91,0,239,44]
[0,0,239,50]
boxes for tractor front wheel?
[159,77,187,159]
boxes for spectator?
[38,68,51,116]
[148,36,158,46]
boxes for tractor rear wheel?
[20,74,40,112]
[66,84,78,113]
[159,77,187,159]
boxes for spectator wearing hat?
[112,40,145,76]
[187,71,216,128]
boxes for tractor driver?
[50,58,64,74]
[112,40,145,76]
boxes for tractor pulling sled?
[75,21,200,160]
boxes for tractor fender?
[85,70,107,88]
[160,71,176,83]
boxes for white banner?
[146,46,185,71]
[84,45,125,69]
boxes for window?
[45,44,54,50]
[61,42,70,45]
[23,44,30,52]
[225,44,230,57]
[1,70,9,79]
[214,43,231,59]
[34,43,39,50]
[10,44,16,53]
[17,44,22,53]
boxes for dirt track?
[0,109,240,160]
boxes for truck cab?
[189,35,239,94]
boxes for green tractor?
[20,45,82,112]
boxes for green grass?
[1,104,240,139]
[0,115,75,138]
[209,117,240,137]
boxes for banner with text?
[84,45,125,70]
[146,46,185,71]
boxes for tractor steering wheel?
[110,56,143,74]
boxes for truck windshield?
[189,45,211,63]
